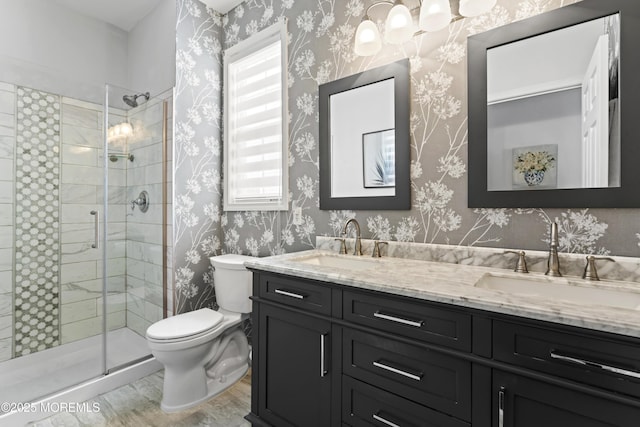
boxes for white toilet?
[146,254,253,412]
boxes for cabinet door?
[257,303,332,427]
[493,370,640,427]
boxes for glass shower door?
[103,84,171,372]
[0,81,107,408]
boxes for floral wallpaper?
[174,0,640,312]
[175,0,224,313]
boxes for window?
[224,19,288,211]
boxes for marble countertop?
[245,249,640,339]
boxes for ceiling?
[50,0,244,32]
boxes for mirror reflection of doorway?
[486,13,620,192]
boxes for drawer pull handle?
[550,350,640,379]
[373,311,424,328]
[372,361,423,381]
[373,413,401,427]
[498,386,505,427]
[274,289,306,300]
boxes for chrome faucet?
[545,222,562,277]
[342,218,363,256]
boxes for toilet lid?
[146,308,224,340]
[210,254,253,270]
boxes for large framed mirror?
[319,59,410,210]
[468,0,640,208]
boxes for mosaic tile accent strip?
[14,86,61,356]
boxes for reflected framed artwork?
[512,144,558,189]
[362,129,395,188]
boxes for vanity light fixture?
[385,1,415,44]
[458,0,497,17]
[355,0,496,56]
[419,0,452,32]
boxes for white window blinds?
[224,20,288,211]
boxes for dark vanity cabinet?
[250,274,335,427]
[491,321,640,427]
[492,371,639,427]
[247,270,640,427]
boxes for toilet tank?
[209,254,253,313]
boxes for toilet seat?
[146,308,223,342]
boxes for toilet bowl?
[146,254,253,412]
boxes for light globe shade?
[354,19,382,56]
[459,0,497,17]
[384,3,415,44]
[419,0,452,32]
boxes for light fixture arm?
[363,0,395,19]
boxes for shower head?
[122,92,150,108]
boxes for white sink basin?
[292,254,379,271]
[474,273,640,310]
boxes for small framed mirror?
[319,59,410,210]
[468,0,640,208]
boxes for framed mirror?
[468,0,640,208]
[319,59,410,210]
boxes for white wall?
[0,0,176,105]
[0,0,129,104]
[487,89,582,191]
[128,0,176,96]
[487,17,605,103]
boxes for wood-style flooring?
[29,371,251,427]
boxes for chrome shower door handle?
[90,210,99,249]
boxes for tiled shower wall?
[14,86,61,356]
[0,82,15,362]
[126,90,174,336]
[60,97,128,345]
[1,80,172,361]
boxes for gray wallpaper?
[174,0,640,312]
[174,0,224,313]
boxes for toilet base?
[160,362,249,413]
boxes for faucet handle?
[582,256,615,281]
[504,250,529,273]
[334,237,347,254]
[372,241,388,258]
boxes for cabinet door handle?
[320,333,328,377]
[274,289,306,300]
[498,386,505,427]
[373,413,401,427]
[550,350,640,379]
[90,210,99,249]
[372,360,423,381]
[373,311,424,328]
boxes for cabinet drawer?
[494,320,640,398]
[259,274,332,315]
[493,370,640,427]
[343,291,471,351]
[342,376,469,427]
[343,328,471,421]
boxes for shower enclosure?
[0,80,173,424]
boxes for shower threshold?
[0,327,160,426]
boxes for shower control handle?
[131,190,149,213]
[90,210,99,249]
